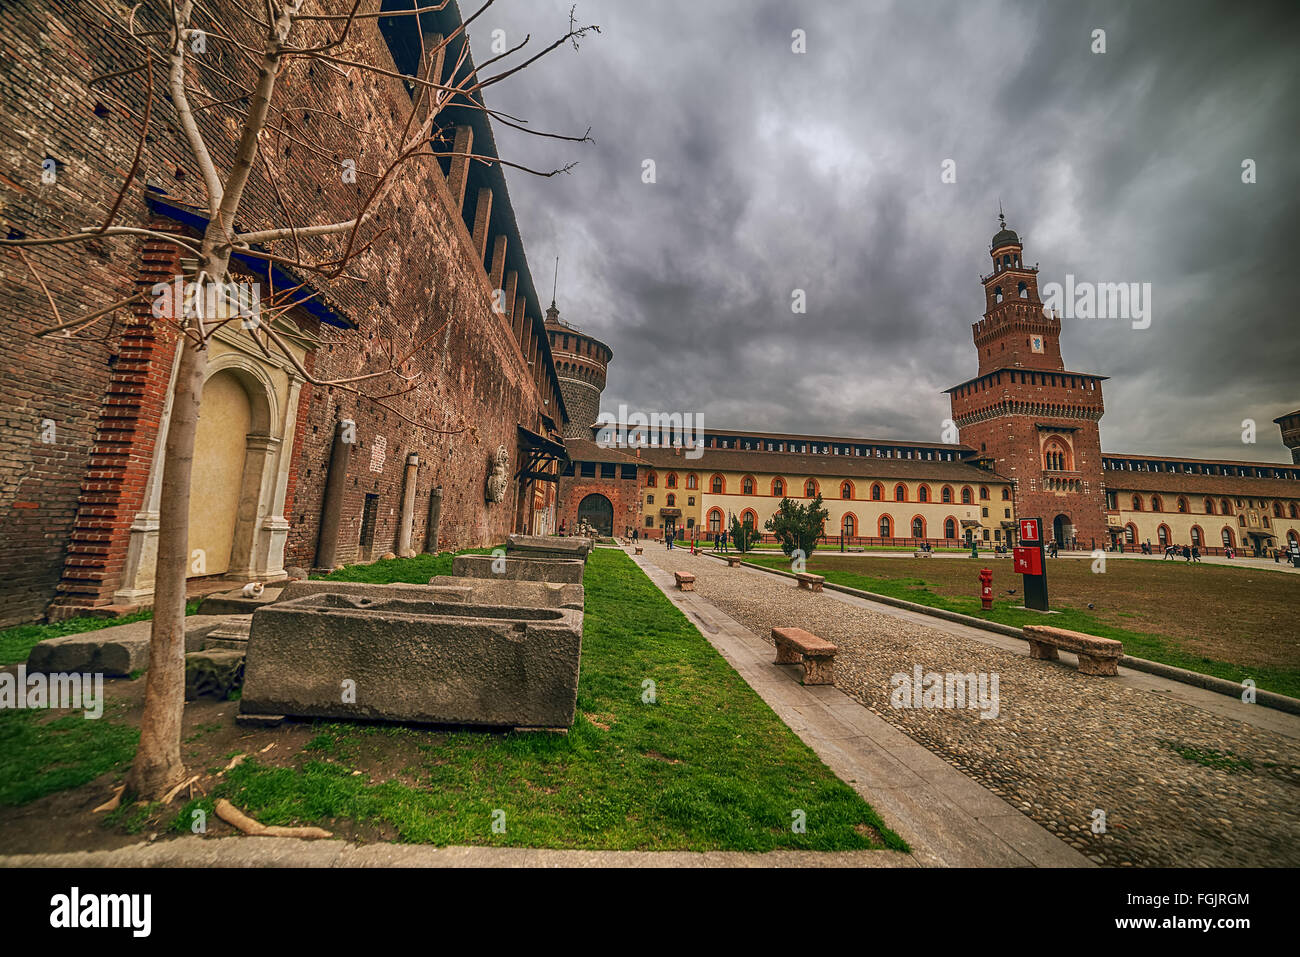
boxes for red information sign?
[1019,519,1040,543]
[1013,546,1042,576]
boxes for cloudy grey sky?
[467,0,1300,462]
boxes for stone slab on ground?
[452,554,585,584]
[506,534,593,561]
[196,587,286,616]
[185,648,245,700]
[240,591,584,728]
[0,836,913,868]
[279,578,584,611]
[26,615,233,676]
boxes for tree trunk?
[125,331,207,799]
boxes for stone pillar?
[447,124,474,209]
[425,485,443,553]
[512,296,527,345]
[397,452,419,558]
[315,419,355,570]
[503,270,519,326]
[471,187,494,264]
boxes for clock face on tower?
[1030,335,1044,353]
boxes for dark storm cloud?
[469,0,1300,459]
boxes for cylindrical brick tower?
[1276,410,1300,464]
[545,301,612,439]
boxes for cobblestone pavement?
[640,544,1300,867]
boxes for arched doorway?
[576,493,614,536]
[1052,513,1072,547]
[189,369,253,577]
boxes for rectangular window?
[562,461,575,476]
[580,462,596,477]
[620,464,637,479]
[359,493,380,549]
[645,516,654,528]
[600,463,615,478]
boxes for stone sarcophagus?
[239,588,583,729]
[451,553,585,584]
[506,533,594,562]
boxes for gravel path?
[639,545,1300,867]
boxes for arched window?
[1291,503,1299,519]
[805,479,817,498]
[1018,281,1028,298]
[666,493,676,506]
[1204,498,1215,515]
[1157,524,1169,546]
[994,286,1003,304]
[708,509,723,533]
[666,473,677,489]
[1273,502,1284,518]
[1190,526,1201,547]
[1124,524,1136,544]
[942,486,953,504]
[842,514,855,537]
[711,474,724,494]
[646,494,654,504]
[772,478,785,497]
[894,484,907,502]
[979,486,989,500]
[944,518,957,539]
[918,485,929,503]
[740,509,757,529]
[1151,495,1163,513]
[871,483,883,501]
[911,516,925,538]
[686,473,698,490]
[1221,499,1233,515]
[646,472,657,488]
[1177,497,1188,513]
[1001,488,1010,501]
[742,476,755,495]
[961,487,973,504]
[879,516,892,538]
[1221,527,1234,548]
[1131,495,1143,511]
[841,481,852,499]
[1042,437,1072,472]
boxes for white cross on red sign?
[1020,519,1039,542]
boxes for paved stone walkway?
[635,542,1300,867]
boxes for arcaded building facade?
[558,219,1299,554]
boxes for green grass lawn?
[2,549,904,852]
[308,548,495,584]
[742,552,1300,698]
[177,547,902,850]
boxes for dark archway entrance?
[1052,513,1072,548]
[577,493,614,535]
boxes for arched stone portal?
[189,369,254,576]
[1053,513,1073,547]
[576,493,614,535]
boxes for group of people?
[1141,540,1204,562]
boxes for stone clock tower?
[946,215,1110,548]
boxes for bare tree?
[2,0,596,799]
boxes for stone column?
[490,234,508,293]
[315,419,354,570]
[397,452,419,557]
[425,485,443,553]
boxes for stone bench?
[772,626,837,685]
[794,572,825,592]
[674,571,695,591]
[912,550,932,558]
[726,556,744,567]
[634,545,643,555]
[1022,625,1124,676]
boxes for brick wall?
[0,1,557,621]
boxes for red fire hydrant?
[979,568,994,611]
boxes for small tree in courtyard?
[729,512,757,554]
[764,495,829,558]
